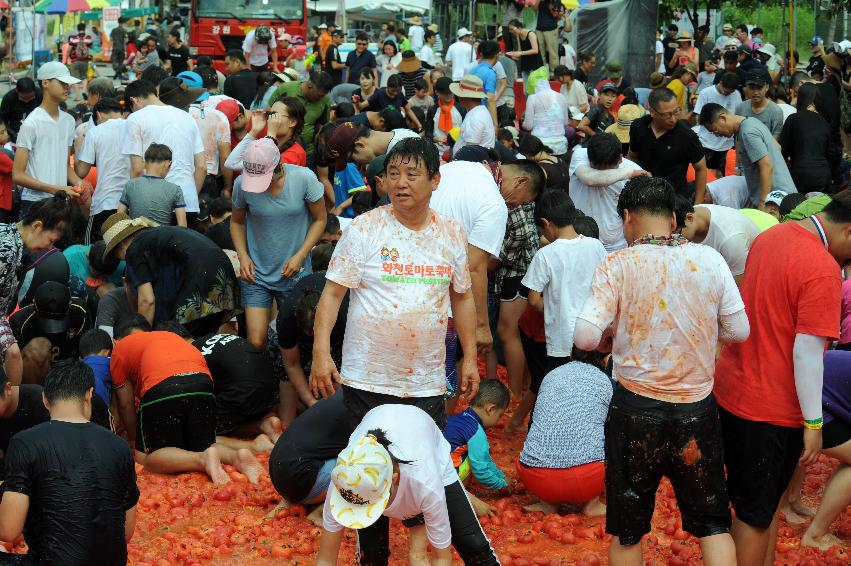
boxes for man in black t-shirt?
[345,32,377,84]
[223,49,259,109]
[316,30,345,85]
[0,360,139,565]
[166,29,191,76]
[0,78,42,142]
[536,0,562,74]
[0,367,49,475]
[193,332,280,441]
[10,282,92,385]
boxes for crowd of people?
[0,5,849,565]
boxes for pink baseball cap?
[241,138,281,193]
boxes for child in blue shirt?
[79,328,113,429]
[443,380,511,492]
[332,162,369,218]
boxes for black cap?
[744,71,767,86]
[454,145,493,164]
[34,281,72,334]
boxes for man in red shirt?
[714,188,851,566]
[111,318,264,485]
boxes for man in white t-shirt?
[74,98,131,243]
[705,175,749,209]
[677,202,761,284]
[122,79,206,223]
[408,16,425,51]
[451,74,495,155]
[569,134,646,252]
[560,38,577,70]
[13,62,89,216]
[311,137,478,423]
[242,25,278,72]
[420,30,439,68]
[655,32,665,73]
[693,73,742,177]
[445,29,475,81]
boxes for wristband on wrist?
[803,417,823,430]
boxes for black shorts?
[519,329,569,395]
[342,385,447,430]
[719,406,803,529]
[704,148,728,171]
[137,373,217,453]
[498,276,529,302]
[605,387,731,545]
[823,417,851,450]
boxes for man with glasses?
[345,32,377,84]
[628,87,707,203]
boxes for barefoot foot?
[582,496,607,518]
[235,448,265,484]
[522,501,558,514]
[780,501,814,525]
[307,504,324,527]
[265,499,292,519]
[252,434,275,455]
[260,415,283,443]
[202,446,231,484]
[802,531,844,551]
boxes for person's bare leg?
[803,443,851,550]
[582,495,607,517]
[731,516,771,566]
[215,443,265,484]
[522,499,558,514]
[3,343,22,385]
[762,512,780,566]
[143,445,230,484]
[21,338,51,385]
[506,390,535,432]
[407,525,429,565]
[259,415,283,441]
[306,504,325,527]
[609,536,642,566]
[278,381,298,427]
[699,532,737,566]
[779,463,814,524]
[215,434,275,455]
[244,306,271,351]
[497,299,527,399]
[485,350,498,380]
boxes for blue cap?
[809,36,822,46]
[176,71,209,102]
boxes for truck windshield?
[195,0,303,20]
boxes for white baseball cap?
[765,190,787,206]
[457,27,473,38]
[36,61,80,85]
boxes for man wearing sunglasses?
[345,32,377,85]
[628,87,707,204]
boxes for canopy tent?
[308,0,429,16]
[80,5,158,21]
[34,0,116,13]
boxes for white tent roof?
[308,0,429,15]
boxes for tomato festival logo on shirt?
[378,246,451,285]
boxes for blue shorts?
[239,279,293,310]
[302,458,336,504]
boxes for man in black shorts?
[575,176,748,565]
[0,365,49,477]
[0,360,139,564]
[10,281,92,385]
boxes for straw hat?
[101,213,159,260]
[823,52,843,72]
[397,50,422,73]
[449,74,487,99]
[605,104,646,143]
[649,72,666,88]
[677,31,693,42]
[428,23,439,33]
[408,16,422,25]
[328,435,393,529]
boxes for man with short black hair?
[68,22,93,81]
[0,360,139,564]
[223,50,259,108]
[319,30,345,85]
[0,364,50,475]
[693,72,742,178]
[166,28,191,76]
[0,78,42,142]
[736,71,784,140]
[346,32,377,84]
[110,17,128,76]
[628,87,707,203]
[469,40,501,129]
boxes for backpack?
[74,37,90,61]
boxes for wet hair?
[796,82,823,112]
[573,214,600,239]
[352,191,373,216]
[535,189,578,228]
[386,74,403,90]
[508,18,524,29]
[365,428,412,465]
[43,360,95,404]
[92,97,122,121]
[504,160,545,199]
[497,128,515,144]
[140,65,169,87]
[124,79,157,106]
[295,288,322,332]
[225,49,246,63]
[88,240,120,276]
[471,379,510,409]
[333,101,355,118]
[479,40,499,59]
[378,107,405,131]
[114,314,151,339]
[16,77,36,94]
[617,176,677,220]
[144,143,172,163]
[385,137,440,177]
[720,72,740,90]
[197,55,213,66]
[570,346,606,368]
[648,87,676,110]
[22,192,74,232]
[518,134,553,157]
[723,51,738,63]
[196,65,219,90]
[587,133,622,168]
[307,71,334,95]
[822,189,851,224]
[554,65,572,79]
[699,102,729,126]
[310,243,335,272]
[673,195,694,229]
[324,213,340,235]
[154,320,193,338]
[209,197,232,219]
[78,328,113,358]
[780,193,807,217]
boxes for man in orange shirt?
[714,188,851,566]
[110,316,263,484]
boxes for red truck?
[188,0,308,67]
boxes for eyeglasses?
[652,108,681,119]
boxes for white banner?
[102,7,121,58]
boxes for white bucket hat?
[328,435,393,529]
